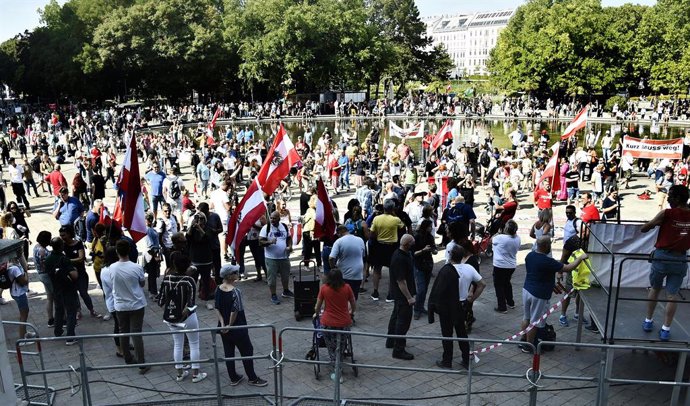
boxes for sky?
[0,0,658,43]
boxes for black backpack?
[535,323,556,351]
[480,151,490,167]
[74,216,87,242]
[169,179,181,200]
[0,263,12,289]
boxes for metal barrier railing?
[276,326,538,406]
[13,324,277,406]
[535,340,690,406]
[2,320,55,406]
[7,322,690,405]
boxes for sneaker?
[659,329,671,341]
[385,294,394,303]
[175,370,189,382]
[559,315,569,327]
[206,302,214,310]
[494,307,508,314]
[585,324,600,333]
[507,304,516,309]
[102,314,111,321]
[192,372,207,383]
[359,287,367,293]
[435,360,452,369]
[392,350,414,360]
[329,373,344,383]
[281,290,295,298]
[139,366,151,375]
[65,339,78,346]
[90,310,102,318]
[642,320,654,332]
[248,377,268,387]
[370,290,380,301]
[519,344,533,354]
[48,318,55,328]
[271,295,281,305]
[229,375,244,386]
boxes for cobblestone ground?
[1,143,687,406]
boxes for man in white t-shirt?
[155,202,179,266]
[329,225,366,299]
[162,167,185,220]
[110,240,149,374]
[210,181,231,258]
[8,157,30,209]
[259,211,293,305]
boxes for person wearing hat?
[214,264,268,387]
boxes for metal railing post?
[671,351,687,406]
[211,332,222,406]
[333,332,342,406]
[528,346,540,406]
[78,339,92,406]
[596,347,613,406]
[276,330,283,406]
[466,341,474,406]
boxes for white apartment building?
[423,9,515,77]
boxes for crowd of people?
[0,98,687,386]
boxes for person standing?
[385,234,416,360]
[302,195,322,269]
[34,231,54,327]
[520,237,587,352]
[60,224,101,319]
[210,181,231,260]
[429,245,485,369]
[412,219,436,320]
[259,211,294,305]
[143,213,162,297]
[145,162,166,218]
[215,264,268,387]
[158,253,207,383]
[111,240,150,374]
[163,167,185,221]
[8,158,30,209]
[329,225,365,300]
[601,189,620,222]
[45,237,79,344]
[369,199,405,301]
[186,212,216,310]
[313,268,356,383]
[641,185,690,341]
[491,220,521,313]
[156,203,179,266]
[52,187,85,227]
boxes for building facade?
[423,9,515,77]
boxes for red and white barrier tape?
[472,288,575,363]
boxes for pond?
[205,117,690,156]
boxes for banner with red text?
[622,136,683,160]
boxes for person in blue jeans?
[337,149,349,191]
[412,220,436,319]
[145,162,166,217]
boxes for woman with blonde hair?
[530,209,553,257]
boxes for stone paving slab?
[0,148,687,405]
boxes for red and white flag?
[256,124,301,195]
[113,133,147,242]
[226,179,267,259]
[536,142,561,192]
[314,178,336,239]
[560,105,589,140]
[389,121,425,139]
[429,119,453,153]
[206,106,221,146]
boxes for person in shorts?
[520,237,587,352]
[33,231,54,327]
[7,259,33,341]
[641,185,690,341]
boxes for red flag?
[226,179,267,259]
[206,106,221,146]
[536,142,561,193]
[256,124,301,195]
[429,120,453,154]
[113,133,147,242]
[560,105,589,140]
[313,178,336,239]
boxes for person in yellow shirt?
[369,199,405,301]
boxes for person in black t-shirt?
[601,189,620,222]
[45,237,79,341]
[385,234,416,360]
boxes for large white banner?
[622,136,683,160]
[588,222,690,289]
[389,120,424,139]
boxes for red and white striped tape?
[472,288,574,363]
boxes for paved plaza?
[1,141,686,406]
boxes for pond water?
[218,118,690,153]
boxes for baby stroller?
[305,315,358,380]
[472,216,502,264]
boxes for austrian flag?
[113,133,147,242]
[256,124,301,195]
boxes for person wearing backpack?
[163,167,185,221]
[259,211,294,305]
[158,253,207,383]
[1,257,34,342]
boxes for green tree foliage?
[488,0,649,97]
[0,0,451,101]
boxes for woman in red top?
[313,269,356,382]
